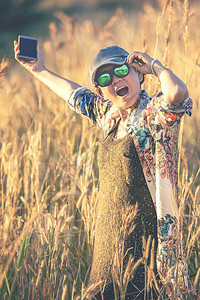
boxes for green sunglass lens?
[98,74,111,86]
[97,65,128,87]
[114,65,129,77]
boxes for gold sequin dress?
[87,121,159,299]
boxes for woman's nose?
[112,74,121,85]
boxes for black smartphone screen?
[18,36,37,61]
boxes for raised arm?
[126,51,189,104]
[14,41,81,100]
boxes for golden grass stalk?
[0,57,10,77]
[17,234,28,270]
[154,0,169,58]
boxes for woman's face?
[96,64,143,111]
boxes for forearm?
[33,68,82,101]
[14,41,81,101]
[153,60,189,104]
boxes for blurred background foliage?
[0,0,41,31]
[0,0,199,58]
[0,0,200,298]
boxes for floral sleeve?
[147,92,192,297]
[146,91,192,129]
[68,87,113,127]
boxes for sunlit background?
[0,0,200,299]
[0,0,199,55]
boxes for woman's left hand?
[127,51,160,75]
[128,51,189,104]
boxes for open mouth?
[116,86,129,97]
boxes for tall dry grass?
[0,0,200,299]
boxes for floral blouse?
[68,87,192,296]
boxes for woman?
[14,42,192,299]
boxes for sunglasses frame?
[95,64,130,87]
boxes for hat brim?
[92,56,127,84]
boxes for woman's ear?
[133,67,144,85]
[138,72,145,85]
[95,87,104,97]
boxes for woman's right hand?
[14,39,81,101]
[14,40,45,74]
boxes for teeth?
[116,86,126,93]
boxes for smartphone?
[18,35,38,62]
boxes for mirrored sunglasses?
[95,64,129,87]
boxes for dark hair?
[132,66,145,86]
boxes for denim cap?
[90,45,129,84]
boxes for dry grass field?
[0,0,200,299]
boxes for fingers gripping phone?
[18,35,38,62]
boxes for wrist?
[151,59,166,77]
